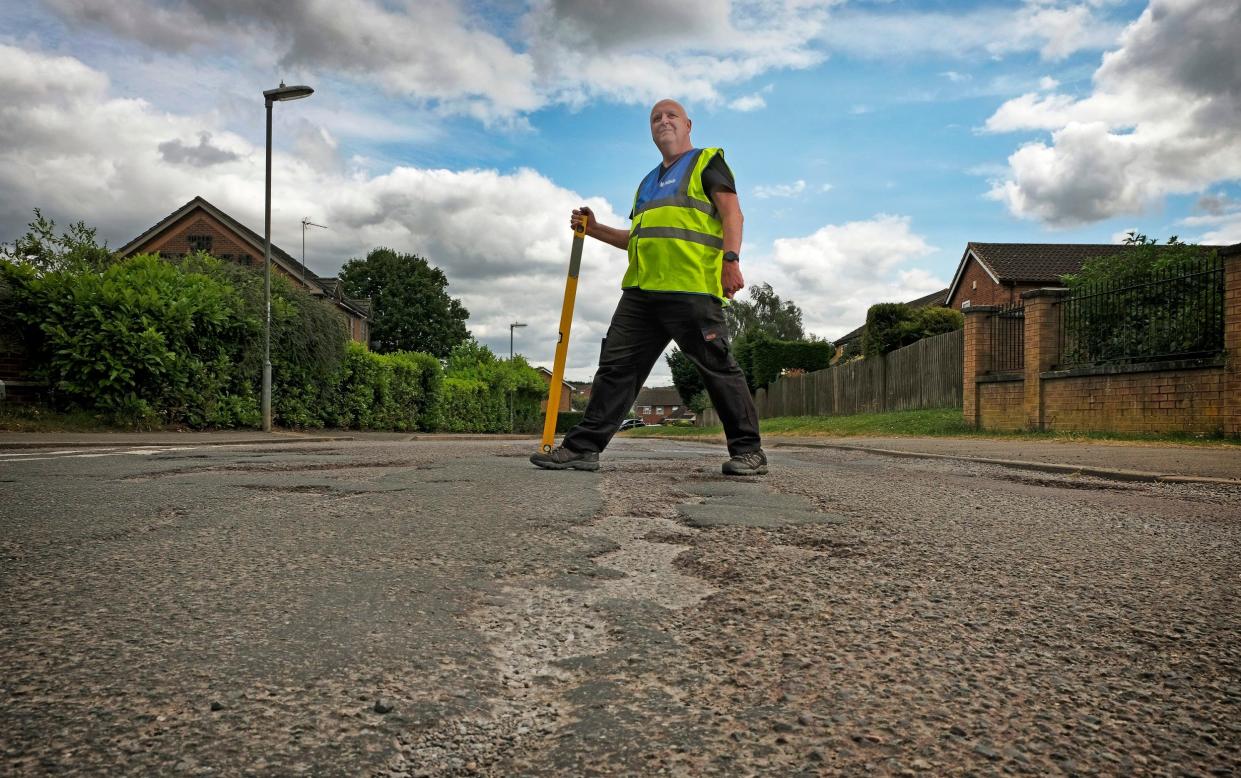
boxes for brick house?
[535,367,574,413]
[963,242,1241,436]
[944,242,1225,310]
[633,386,690,425]
[117,196,371,344]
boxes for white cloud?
[1179,193,1241,244]
[985,0,1241,227]
[1038,76,1060,91]
[729,93,767,111]
[940,71,971,83]
[753,180,808,199]
[766,214,940,339]
[0,43,628,381]
[818,1,1120,62]
[42,0,837,121]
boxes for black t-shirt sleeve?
[701,154,736,198]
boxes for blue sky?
[2,0,1238,385]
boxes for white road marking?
[0,445,205,463]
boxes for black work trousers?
[562,289,761,457]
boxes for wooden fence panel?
[747,329,963,419]
[698,330,964,424]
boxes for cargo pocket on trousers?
[700,325,731,369]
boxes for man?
[530,98,766,476]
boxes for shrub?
[556,411,584,433]
[334,343,441,430]
[2,254,256,427]
[733,332,834,391]
[177,252,348,428]
[863,303,963,357]
[1060,241,1222,364]
[439,340,544,432]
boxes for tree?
[2,209,115,274]
[339,247,470,358]
[665,348,706,412]
[862,303,963,357]
[725,282,805,341]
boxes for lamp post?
[262,81,314,432]
[509,321,527,431]
[509,321,527,360]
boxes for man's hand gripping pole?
[539,213,588,454]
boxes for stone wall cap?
[1220,242,1241,257]
[1020,287,1071,300]
[963,305,999,314]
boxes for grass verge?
[626,407,1241,447]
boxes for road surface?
[2,437,1238,775]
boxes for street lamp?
[262,81,314,432]
[509,321,527,432]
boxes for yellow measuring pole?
[540,215,588,453]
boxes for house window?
[961,300,971,309]
[656,406,664,415]
[187,234,213,253]
[641,406,651,414]
[239,253,253,266]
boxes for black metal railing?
[1057,254,1224,367]
[990,302,1025,372]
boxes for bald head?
[650,99,693,162]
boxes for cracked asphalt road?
[1,437,1238,776]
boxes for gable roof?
[945,242,1226,305]
[118,196,370,319]
[634,386,685,407]
[834,287,950,346]
[535,366,574,389]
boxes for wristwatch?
[723,251,740,263]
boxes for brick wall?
[978,379,1025,432]
[1041,366,1230,434]
[963,248,1240,436]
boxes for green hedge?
[437,341,545,432]
[556,411,584,432]
[2,254,259,427]
[863,304,963,357]
[734,333,833,391]
[2,250,548,432]
[335,343,441,430]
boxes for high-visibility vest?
[623,147,725,300]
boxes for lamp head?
[265,82,314,102]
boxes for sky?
[2,0,1239,386]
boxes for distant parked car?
[618,418,646,431]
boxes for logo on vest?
[658,178,677,187]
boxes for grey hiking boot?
[530,446,600,471]
[722,449,768,476]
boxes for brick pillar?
[962,305,997,428]
[1021,288,1069,431]
[1223,246,1241,436]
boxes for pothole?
[389,471,719,775]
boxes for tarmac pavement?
[1,434,1238,775]
[3,429,1240,483]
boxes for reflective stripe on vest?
[623,147,726,300]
